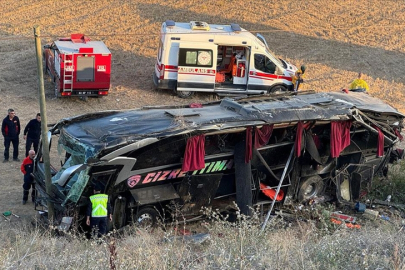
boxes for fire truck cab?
[43,33,111,99]
[153,20,298,98]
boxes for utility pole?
[33,26,55,222]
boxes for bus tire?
[297,175,324,202]
[134,207,158,228]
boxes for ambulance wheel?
[134,207,158,228]
[268,85,287,93]
[176,90,194,98]
[297,175,324,202]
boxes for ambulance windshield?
[255,34,283,67]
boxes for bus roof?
[53,91,404,160]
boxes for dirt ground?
[0,0,404,226]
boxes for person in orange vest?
[292,65,306,91]
[86,184,112,237]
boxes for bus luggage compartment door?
[129,184,180,205]
[177,174,222,215]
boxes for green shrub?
[370,160,405,204]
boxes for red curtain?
[254,125,274,148]
[313,133,321,149]
[295,122,304,157]
[244,125,274,163]
[394,128,404,142]
[245,127,253,163]
[330,121,352,158]
[182,134,206,171]
[375,127,384,157]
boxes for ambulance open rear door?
[177,43,217,93]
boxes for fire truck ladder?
[63,54,74,93]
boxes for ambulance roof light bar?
[190,21,210,31]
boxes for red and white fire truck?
[43,33,111,98]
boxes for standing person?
[350,72,369,92]
[292,65,306,91]
[23,113,41,157]
[2,108,21,162]
[86,184,113,237]
[21,150,36,205]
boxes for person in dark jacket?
[23,113,41,157]
[86,184,113,237]
[2,108,21,162]
[20,150,36,205]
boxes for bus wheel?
[176,90,194,98]
[268,85,287,93]
[297,175,324,202]
[135,207,158,228]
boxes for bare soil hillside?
[0,0,404,225]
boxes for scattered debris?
[363,209,379,220]
[2,211,19,221]
[380,215,390,221]
[58,217,73,232]
[355,202,366,213]
[330,212,356,223]
[331,218,361,229]
[373,199,405,211]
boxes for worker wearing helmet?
[350,72,369,92]
[292,65,306,91]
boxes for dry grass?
[0,210,404,269]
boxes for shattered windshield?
[52,137,93,204]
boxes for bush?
[370,160,405,204]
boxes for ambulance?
[153,20,298,98]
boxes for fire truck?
[153,20,298,98]
[43,33,111,99]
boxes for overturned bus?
[33,91,404,229]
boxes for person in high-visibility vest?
[86,184,112,237]
[349,72,369,92]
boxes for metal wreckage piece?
[32,91,404,230]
